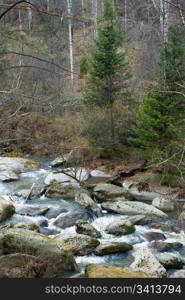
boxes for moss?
[3,151,22,158]
[24,159,40,169]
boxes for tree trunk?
[66,0,74,88]
[160,0,169,44]
[92,0,98,39]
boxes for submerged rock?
[148,223,180,233]
[45,208,69,219]
[85,264,149,278]
[155,252,184,269]
[0,197,15,222]
[75,220,101,238]
[0,228,77,277]
[94,241,133,256]
[130,246,167,278]
[105,219,136,236]
[101,200,168,218]
[55,233,100,256]
[170,270,185,278]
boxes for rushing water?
[0,159,185,277]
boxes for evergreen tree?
[129,25,185,172]
[82,0,131,150]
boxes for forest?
[0,0,185,279]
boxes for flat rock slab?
[94,242,133,256]
[101,200,168,218]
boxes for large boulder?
[101,200,168,218]
[130,246,167,278]
[55,233,100,256]
[75,220,101,238]
[105,219,136,236]
[45,183,81,199]
[148,223,180,233]
[53,210,89,229]
[94,241,132,256]
[144,232,166,242]
[93,184,133,202]
[0,253,40,278]
[152,196,175,212]
[0,228,77,277]
[0,157,39,173]
[83,170,113,188]
[85,264,149,278]
[44,172,75,185]
[0,197,15,222]
[75,192,102,217]
[45,168,89,185]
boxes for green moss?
[24,159,40,169]
[3,151,22,158]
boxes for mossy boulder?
[75,220,101,238]
[0,157,39,173]
[0,228,77,277]
[0,197,15,222]
[45,183,81,199]
[55,233,100,256]
[94,242,132,256]
[85,264,149,278]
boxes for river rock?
[152,196,175,212]
[45,208,69,219]
[75,220,101,238]
[75,192,102,217]
[105,219,136,236]
[94,242,133,256]
[0,197,15,222]
[155,252,184,269]
[82,170,113,187]
[0,228,77,277]
[93,183,133,202]
[149,241,183,252]
[128,215,151,225]
[130,246,167,278]
[50,155,69,168]
[101,200,168,218]
[45,183,81,199]
[85,264,149,278]
[53,210,89,229]
[0,253,40,278]
[170,270,185,278]
[0,170,19,182]
[6,222,40,233]
[144,232,166,242]
[178,211,185,230]
[44,172,75,185]
[15,205,49,217]
[55,233,100,256]
[0,157,39,173]
[148,223,180,233]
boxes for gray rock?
[45,208,69,219]
[144,232,166,242]
[75,192,102,217]
[152,196,175,212]
[170,270,185,278]
[149,241,183,252]
[105,219,136,236]
[148,223,180,233]
[128,215,151,225]
[0,170,19,182]
[93,183,133,202]
[15,205,49,217]
[94,242,132,256]
[0,157,39,173]
[101,200,168,218]
[50,155,69,167]
[75,220,101,238]
[55,233,100,256]
[53,210,89,229]
[155,252,184,269]
[130,246,167,278]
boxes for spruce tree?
[82,0,131,150]
[129,25,185,173]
